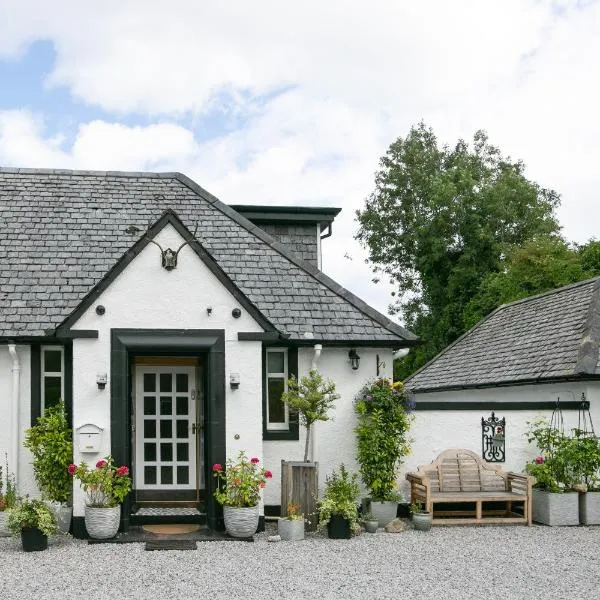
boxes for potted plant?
[7,497,58,551]
[69,456,132,539]
[23,402,73,533]
[280,369,339,530]
[525,418,579,526]
[317,464,360,539]
[278,502,305,541]
[410,502,432,531]
[355,378,414,526]
[362,511,379,533]
[0,454,18,537]
[213,451,272,538]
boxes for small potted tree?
[317,464,360,539]
[0,454,18,537]
[355,379,414,526]
[23,402,73,533]
[278,503,305,541]
[7,497,58,551]
[280,369,339,530]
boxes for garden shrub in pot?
[318,464,360,539]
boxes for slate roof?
[405,277,600,393]
[0,168,417,344]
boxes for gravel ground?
[1,523,599,600]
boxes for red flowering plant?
[68,456,132,507]
[213,451,272,508]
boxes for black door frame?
[110,329,225,532]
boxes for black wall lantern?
[348,349,360,370]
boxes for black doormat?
[145,540,197,551]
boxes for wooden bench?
[406,449,535,526]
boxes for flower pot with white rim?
[532,489,579,526]
[579,491,600,525]
[223,505,259,538]
[278,517,305,541]
[370,500,398,527]
[84,505,120,539]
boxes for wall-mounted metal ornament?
[577,392,595,437]
[482,412,505,463]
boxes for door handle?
[192,423,202,434]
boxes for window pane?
[143,373,156,393]
[267,352,285,373]
[176,397,188,415]
[177,466,189,485]
[160,397,172,416]
[144,420,156,439]
[144,397,156,416]
[160,443,173,462]
[161,466,173,485]
[268,378,286,423]
[176,373,189,393]
[160,420,172,438]
[44,376,62,409]
[144,466,157,485]
[177,443,189,461]
[176,420,188,439]
[144,443,156,462]
[43,350,62,373]
[159,373,172,393]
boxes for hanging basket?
[84,505,120,539]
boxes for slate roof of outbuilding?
[405,277,600,393]
[0,168,416,344]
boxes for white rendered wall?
[70,224,263,515]
[400,381,597,501]
[0,345,35,497]
[263,346,394,505]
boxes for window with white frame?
[41,346,64,413]
[266,348,288,430]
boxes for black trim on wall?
[262,345,299,441]
[110,329,226,534]
[415,401,583,411]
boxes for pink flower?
[250,457,260,464]
[96,459,107,469]
[67,464,77,476]
[260,482,266,488]
[116,466,129,477]
[264,470,273,479]
[535,456,545,464]
[212,463,222,472]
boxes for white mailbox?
[76,423,104,454]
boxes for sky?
[0,0,599,325]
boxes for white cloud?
[0,0,599,320]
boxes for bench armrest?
[406,472,430,486]
[507,471,536,489]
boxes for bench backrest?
[417,449,507,492]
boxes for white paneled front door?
[134,365,198,492]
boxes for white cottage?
[0,168,417,536]
[403,278,600,500]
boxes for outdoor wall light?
[230,372,240,389]
[96,373,108,390]
[348,349,360,370]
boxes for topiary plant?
[23,402,73,505]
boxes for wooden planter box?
[281,461,318,531]
[532,489,579,526]
[579,491,600,525]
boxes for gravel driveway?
[1,524,599,600]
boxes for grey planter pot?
[223,505,259,538]
[370,501,398,527]
[84,505,120,539]
[0,512,10,537]
[412,512,432,531]
[532,489,579,526]
[48,502,72,535]
[363,520,378,533]
[278,517,305,541]
[579,491,600,525]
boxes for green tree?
[356,122,561,379]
